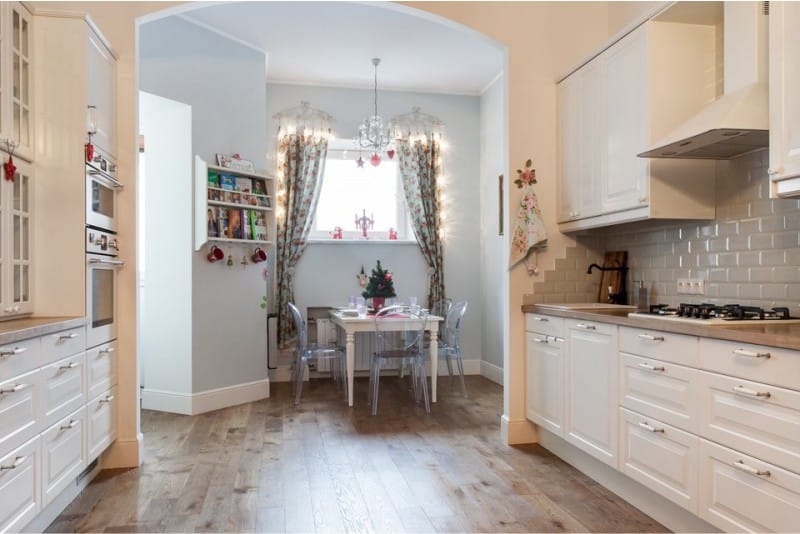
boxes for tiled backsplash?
[526,246,604,304]
[529,151,800,310]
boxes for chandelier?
[356,58,392,166]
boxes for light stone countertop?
[522,305,800,351]
[0,316,87,346]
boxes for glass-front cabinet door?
[0,2,33,161]
[0,160,32,317]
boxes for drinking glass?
[356,296,367,317]
[408,296,418,307]
[348,295,356,308]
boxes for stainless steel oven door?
[86,167,120,232]
[86,253,124,348]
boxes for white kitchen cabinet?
[0,368,40,459]
[0,159,33,318]
[85,25,116,159]
[526,331,566,437]
[87,386,116,463]
[557,21,717,232]
[41,407,85,507]
[0,436,40,533]
[769,1,800,197]
[565,319,618,467]
[0,2,34,162]
[699,438,800,532]
[40,352,85,430]
[619,407,698,513]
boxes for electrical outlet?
[692,279,705,295]
[677,278,705,295]
[677,278,691,294]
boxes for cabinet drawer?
[0,437,40,534]
[41,327,86,366]
[619,353,697,433]
[699,338,799,391]
[619,408,698,513]
[0,338,40,383]
[567,319,616,337]
[87,341,117,400]
[88,386,117,462]
[41,353,86,429]
[0,369,40,459]
[698,370,800,474]
[525,314,564,338]
[41,408,85,507]
[699,438,800,532]
[620,326,698,367]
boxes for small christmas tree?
[362,260,397,298]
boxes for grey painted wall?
[139,17,269,393]
[479,76,506,370]
[266,83,485,363]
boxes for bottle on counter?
[636,280,648,310]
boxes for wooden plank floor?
[47,376,668,533]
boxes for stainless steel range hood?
[639,2,769,160]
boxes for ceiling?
[173,1,505,95]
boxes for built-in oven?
[86,227,123,349]
[86,146,122,233]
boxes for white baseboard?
[538,429,718,533]
[101,434,143,468]
[479,360,503,384]
[141,379,269,415]
[501,414,539,445]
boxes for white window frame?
[309,139,415,242]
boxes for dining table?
[328,309,443,407]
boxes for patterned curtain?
[397,136,445,309]
[275,134,328,346]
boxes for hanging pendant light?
[356,58,392,166]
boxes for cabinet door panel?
[86,27,116,158]
[0,437,40,533]
[0,368,39,458]
[526,333,565,436]
[87,386,117,462]
[557,73,583,222]
[769,1,800,187]
[41,408,85,506]
[604,26,649,213]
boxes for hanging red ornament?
[85,141,94,162]
[370,153,381,167]
[386,149,395,160]
[3,155,15,182]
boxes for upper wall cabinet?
[557,21,717,232]
[86,24,116,159]
[0,3,34,162]
[769,2,800,198]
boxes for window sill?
[307,239,418,246]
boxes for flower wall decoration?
[514,158,536,188]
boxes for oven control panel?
[86,227,119,256]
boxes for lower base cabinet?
[699,438,800,532]
[88,387,117,463]
[0,437,40,533]
[42,408,85,507]
[619,407,698,513]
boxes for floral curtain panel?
[275,134,328,345]
[397,136,445,310]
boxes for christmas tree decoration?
[361,260,397,311]
[3,140,18,182]
[370,153,381,167]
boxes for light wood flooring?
[46,376,667,533]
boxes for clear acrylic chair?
[287,302,347,405]
[439,300,469,397]
[368,304,430,415]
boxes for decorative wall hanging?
[509,158,548,275]
[389,106,445,145]
[3,139,18,182]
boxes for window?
[309,141,414,241]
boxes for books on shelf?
[207,170,271,208]
[208,207,269,242]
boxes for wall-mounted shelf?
[194,156,276,250]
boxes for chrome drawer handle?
[552,337,565,343]
[0,383,28,395]
[99,395,115,404]
[638,421,664,433]
[575,324,596,330]
[58,333,78,340]
[60,419,78,431]
[532,337,549,344]
[532,317,549,322]
[0,347,27,357]
[98,347,116,355]
[0,456,27,471]
[637,333,664,342]
[638,362,665,372]
[58,361,80,370]
[733,385,771,399]
[732,460,770,477]
[732,348,771,359]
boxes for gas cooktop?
[628,303,800,325]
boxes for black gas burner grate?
[646,303,794,321]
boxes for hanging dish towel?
[509,184,548,270]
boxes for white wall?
[479,75,507,371]
[139,92,193,398]
[139,16,269,393]
[265,83,484,362]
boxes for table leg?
[346,332,355,407]
[429,335,438,403]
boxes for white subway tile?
[748,267,774,283]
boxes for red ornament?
[386,149,395,160]
[3,155,15,182]
[370,153,381,167]
[384,272,392,281]
[388,227,398,240]
[331,226,343,239]
[85,142,94,162]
